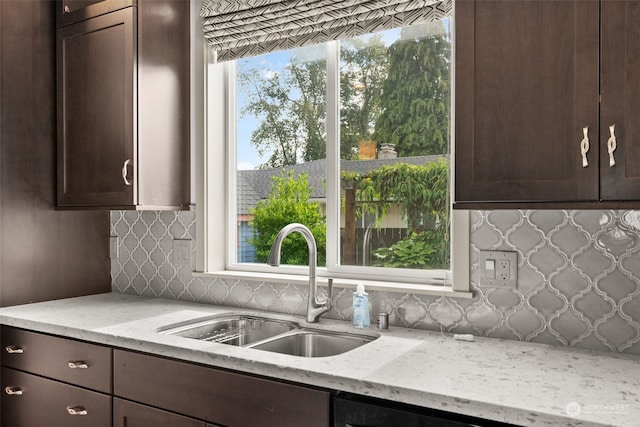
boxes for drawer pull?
[580,126,589,167]
[607,124,617,167]
[4,386,23,396]
[4,346,24,354]
[66,406,88,416]
[68,361,89,369]
[122,159,132,186]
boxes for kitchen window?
[196,6,470,296]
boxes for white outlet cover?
[172,240,192,266]
[109,236,119,259]
[479,250,518,288]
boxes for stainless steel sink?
[159,314,377,357]
[158,315,297,346]
[251,330,376,357]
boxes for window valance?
[201,0,453,61]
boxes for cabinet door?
[56,0,134,28]
[57,8,136,208]
[114,350,330,427]
[114,398,207,427]
[1,367,111,427]
[455,0,599,205]
[600,0,640,200]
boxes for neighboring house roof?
[237,155,446,215]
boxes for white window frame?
[193,10,472,298]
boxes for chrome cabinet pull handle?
[607,124,617,167]
[63,5,71,13]
[68,361,89,369]
[122,159,132,186]
[580,126,590,167]
[66,406,88,416]
[4,386,23,396]
[5,346,24,354]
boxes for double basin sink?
[158,315,378,358]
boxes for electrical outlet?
[109,236,119,259]
[497,259,510,281]
[172,240,192,266]
[479,250,518,288]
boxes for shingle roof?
[237,155,446,214]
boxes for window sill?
[192,270,474,299]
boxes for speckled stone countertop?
[0,293,638,427]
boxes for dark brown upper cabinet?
[599,1,640,201]
[454,0,640,209]
[56,0,134,28]
[56,0,190,210]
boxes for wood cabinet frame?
[454,0,640,209]
[56,0,190,210]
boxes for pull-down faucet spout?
[268,223,332,323]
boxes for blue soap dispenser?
[353,283,370,328]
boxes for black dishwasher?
[334,393,517,427]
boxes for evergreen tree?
[373,21,451,157]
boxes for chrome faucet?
[267,223,333,323]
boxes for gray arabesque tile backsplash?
[111,209,640,355]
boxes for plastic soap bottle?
[353,283,370,328]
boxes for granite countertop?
[0,293,638,427]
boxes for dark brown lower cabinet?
[1,367,112,427]
[0,326,330,427]
[1,327,112,394]
[113,398,210,427]
[113,349,330,427]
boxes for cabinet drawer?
[1,327,112,393]
[114,349,330,427]
[114,398,209,427]
[1,367,111,427]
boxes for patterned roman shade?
[201,0,453,61]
